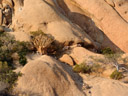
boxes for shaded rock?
[59,54,74,66]
[14,55,85,96]
[56,0,103,47]
[12,0,96,47]
[56,0,121,51]
[73,0,128,53]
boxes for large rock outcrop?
[14,55,85,96]
[12,0,95,47]
[72,0,128,53]
[82,75,128,96]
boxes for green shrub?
[73,64,92,73]
[73,63,103,74]
[0,33,32,94]
[0,33,32,66]
[19,55,27,66]
[0,61,22,93]
[101,47,114,55]
[110,70,124,80]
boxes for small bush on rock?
[101,47,114,55]
[73,63,103,74]
[0,33,32,66]
[0,32,32,95]
[30,30,54,55]
[0,61,22,94]
[110,70,124,80]
[73,64,92,73]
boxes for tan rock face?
[81,75,128,96]
[113,0,128,22]
[12,0,96,47]
[59,54,74,66]
[73,0,128,53]
[14,55,85,96]
[56,0,104,45]
[8,32,31,42]
[69,47,103,64]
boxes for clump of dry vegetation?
[73,63,102,74]
[30,30,54,55]
[30,30,63,55]
[110,70,124,80]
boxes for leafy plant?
[0,61,22,94]
[110,70,124,80]
[19,55,27,66]
[0,33,32,66]
[73,62,103,75]
[0,32,32,95]
[101,47,114,55]
[73,64,92,73]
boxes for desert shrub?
[19,55,27,66]
[30,30,55,55]
[73,64,92,73]
[110,70,124,80]
[0,33,32,66]
[73,63,103,74]
[0,33,32,95]
[0,61,22,94]
[101,47,123,60]
[101,47,114,55]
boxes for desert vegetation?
[110,70,124,80]
[72,48,128,80]
[30,30,63,56]
[0,32,32,95]
[0,0,128,95]
[73,63,103,75]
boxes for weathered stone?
[9,32,31,42]
[59,54,74,66]
[73,0,128,53]
[12,0,97,48]
[113,0,128,22]
[14,55,85,96]
[69,47,103,64]
[81,75,128,96]
[105,0,115,7]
